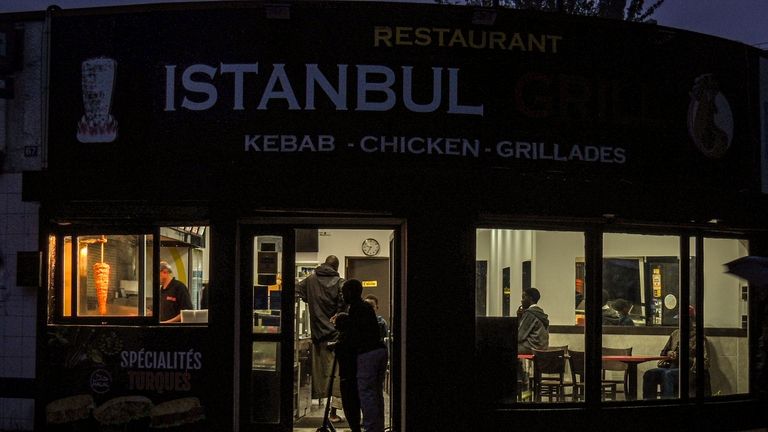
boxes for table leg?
[626,363,638,401]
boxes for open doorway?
[292,228,395,432]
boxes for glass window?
[68,234,152,317]
[53,226,210,324]
[703,237,749,396]
[476,228,585,404]
[253,236,283,334]
[603,233,682,402]
[158,226,210,324]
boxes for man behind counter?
[159,261,193,323]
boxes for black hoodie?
[296,263,346,343]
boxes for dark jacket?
[296,264,345,343]
[659,328,710,371]
[346,299,386,355]
[617,315,635,326]
[602,306,622,326]
[518,305,549,354]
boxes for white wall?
[317,229,392,279]
[533,231,584,325]
[483,229,532,316]
[703,238,748,328]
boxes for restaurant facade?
[1,1,768,430]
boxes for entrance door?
[346,257,391,326]
[240,226,296,431]
[241,223,401,432]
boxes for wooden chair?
[532,346,568,402]
[569,349,623,401]
[601,346,632,400]
[567,350,585,401]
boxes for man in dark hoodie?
[517,287,550,354]
[297,255,346,422]
[342,279,387,432]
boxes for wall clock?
[361,238,381,256]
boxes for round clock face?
[362,238,381,256]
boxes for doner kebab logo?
[77,57,118,143]
[687,73,733,159]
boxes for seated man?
[642,307,709,399]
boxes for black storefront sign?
[46,3,761,199]
[44,326,210,429]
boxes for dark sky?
[1,0,767,48]
[651,0,768,47]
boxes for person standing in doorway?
[297,255,346,423]
[332,312,362,432]
[343,279,387,432]
[364,294,389,346]
[159,261,192,323]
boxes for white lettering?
[402,66,441,113]
[305,64,348,110]
[220,63,259,110]
[448,68,483,116]
[164,65,176,111]
[258,64,301,110]
[181,64,218,111]
[167,62,483,116]
[243,135,335,152]
[356,65,396,111]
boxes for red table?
[601,355,667,401]
[518,354,667,401]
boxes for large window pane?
[55,226,209,323]
[159,226,209,324]
[603,233,680,402]
[476,229,585,403]
[704,237,749,396]
[76,235,149,317]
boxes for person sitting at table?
[642,306,710,399]
[517,287,549,354]
[602,289,622,326]
[612,298,635,326]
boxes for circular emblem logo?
[687,74,733,159]
[89,368,112,394]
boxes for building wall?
[0,19,43,432]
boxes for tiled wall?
[0,174,39,430]
[0,19,44,431]
[0,399,34,431]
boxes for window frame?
[476,216,759,407]
[48,223,210,326]
[49,226,158,326]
